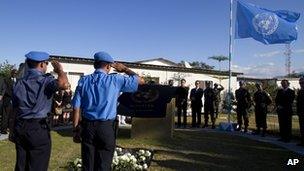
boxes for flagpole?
[228,0,233,123]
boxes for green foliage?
[188,61,214,70]
[208,55,229,62]
[208,55,229,71]
[0,60,15,77]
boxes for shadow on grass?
[117,127,304,170]
[53,128,73,137]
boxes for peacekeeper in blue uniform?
[72,51,145,171]
[10,51,69,171]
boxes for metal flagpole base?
[219,122,235,132]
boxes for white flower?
[139,156,146,162]
[130,156,137,164]
[126,152,132,158]
[136,165,143,170]
[138,149,145,155]
[143,163,148,170]
[144,151,151,157]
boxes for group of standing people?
[173,77,304,145]
[0,69,17,135]
[52,86,73,126]
[175,79,224,129]
[234,79,304,144]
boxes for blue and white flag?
[235,1,300,44]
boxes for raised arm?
[111,62,145,85]
[51,60,69,90]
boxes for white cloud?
[294,49,304,54]
[232,63,284,78]
[254,48,304,58]
[254,50,282,58]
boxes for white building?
[47,55,242,95]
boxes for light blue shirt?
[72,69,138,121]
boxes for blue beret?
[25,51,50,62]
[94,51,114,63]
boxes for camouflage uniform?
[235,87,251,132]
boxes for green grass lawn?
[0,126,303,171]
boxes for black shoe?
[244,127,248,133]
[252,131,260,135]
[202,124,208,128]
[211,125,216,129]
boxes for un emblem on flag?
[252,12,279,36]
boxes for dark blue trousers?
[81,119,115,171]
[14,118,51,171]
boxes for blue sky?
[0,0,303,78]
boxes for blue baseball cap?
[94,51,114,63]
[25,51,50,62]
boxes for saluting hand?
[51,60,64,74]
[111,63,128,73]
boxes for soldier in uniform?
[176,79,189,128]
[275,79,295,143]
[297,77,304,146]
[203,82,216,129]
[72,51,145,171]
[253,83,272,136]
[235,81,251,132]
[214,83,224,118]
[11,51,69,171]
[190,81,204,128]
[1,69,17,134]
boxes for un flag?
[235,1,300,45]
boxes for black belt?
[17,118,47,124]
[82,118,114,126]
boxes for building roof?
[135,58,178,66]
[50,55,242,76]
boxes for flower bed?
[68,147,154,171]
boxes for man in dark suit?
[176,79,189,128]
[253,83,272,136]
[190,81,204,128]
[275,79,295,142]
[297,77,304,146]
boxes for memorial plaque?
[118,84,176,118]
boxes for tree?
[0,60,15,77]
[187,61,214,70]
[208,55,229,71]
